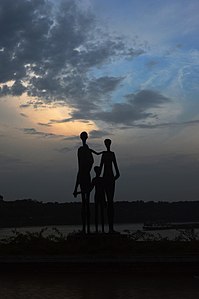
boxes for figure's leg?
[85,192,90,234]
[106,181,115,233]
[81,193,86,233]
[107,198,113,232]
[100,201,104,233]
[95,200,98,233]
[104,186,112,232]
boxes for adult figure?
[99,139,120,233]
[73,131,94,233]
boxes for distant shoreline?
[1,199,199,228]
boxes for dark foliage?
[0,199,199,228]
[0,229,199,256]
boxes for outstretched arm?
[90,148,103,155]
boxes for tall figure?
[73,131,94,234]
[99,139,120,233]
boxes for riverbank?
[0,232,199,276]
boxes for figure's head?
[80,131,88,142]
[94,166,100,176]
[104,138,111,149]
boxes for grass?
[0,228,199,256]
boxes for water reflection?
[0,273,199,299]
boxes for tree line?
[0,199,199,227]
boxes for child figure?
[91,166,106,233]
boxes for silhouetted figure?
[99,139,120,233]
[91,166,106,233]
[73,131,101,233]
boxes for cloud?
[55,147,73,153]
[20,113,28,118]
[137,119,199,129]
[19,99,46,109]
[145,60,159,68]
[120,118,199,130]
[37,122,52,127]
[84,76,124,103]
[125,90,171,109]
[49,118,73,124]
[19,103,31,108]
[63,129,112,141]
[63,135,80,141]
[0,0,144,119]
[0,85,10,96]
[66,75,125,122]
[93,89,171,125]
[23,128,63,138]
[11,80,26,96]
[89,129,113,139]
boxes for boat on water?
[143,222,173,231]
[143,222,199,231]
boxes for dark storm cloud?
[48,75,124,123]
[93,90,171,125]
[84,76,124,103]
[11,80,26,96]
[0,0,144,121]
[0,0,52,83]
[125,90,170,109]
[23,128,63,138]
[0,85,10,96]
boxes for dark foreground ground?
[0,232,199,276]
[1,271,199,299]
[0,254,199,277]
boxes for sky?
[1,0,199,202]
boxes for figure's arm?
[73,148,81,198]
[73,173,80,198]
[113,153,120,180]
[99,154,104,176]
[90,148,103,155]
